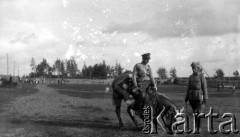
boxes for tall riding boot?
[193,112,200,134]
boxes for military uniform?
[133,53,157,115]
[133,53,156,96]
[133,63,154,93]
[185,73,208,113]
[185,62,208,133]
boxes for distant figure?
[185,62,208,133]
[132,53,157,115]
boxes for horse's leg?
[151,117,159,134]
[116,106,124,127]
[127,106,142,128]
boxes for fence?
[29,78,114,85]
[176,78,240,89]
[65,79,113,85]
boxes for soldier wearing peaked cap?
[185,62,208,133]
[132,53,157,115]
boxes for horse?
[112,72,141,128]
[112,72,183,134]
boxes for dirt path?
[0,85,89,137]
[2,84,80,119]
[0,84,121,137]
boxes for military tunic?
[132,62,157,116]
[133,63,156,94]
[185,73,208,113]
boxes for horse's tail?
[155,93,178,134]
[156,92,178,109]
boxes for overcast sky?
[0,0,240,77]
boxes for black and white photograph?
[0,0,240,136]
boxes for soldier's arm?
[201,75,208,101]
[133,64,138,87]
[149,66,157,88]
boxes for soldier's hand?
[154,86,157,91]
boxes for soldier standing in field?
[185,62,208,133]
[132,53,157,115]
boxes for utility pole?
[18,66,20,76]
[116,60,118,77]
[13,60,15,76]
[7,54,9,75]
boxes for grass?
[1,83,240,137]
[48,84,240,137]
[48,84,108,91]
[0,84,39,111]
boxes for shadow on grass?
[9,118,140,132]
[58,90,111,99]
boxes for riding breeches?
[189,100,202,113]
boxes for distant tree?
[82,62,88,79]
[233,70,239,77]
[53,58,62,77]
[107,66,115,78]
[169,67,177,78]
[82,61,117,79]
[36,58,50,77]
[47,66,54,78]
[157,67,168,79]
[30,57,36,78]
[60,61,66,77]
[214,69,224,79]
[98,60,110,79]
[87,66,93,79]
[66,57,78,78]
[82,63,93,79]
[91,60,111,79]
[114,62,124,77]
[29,72,35,78]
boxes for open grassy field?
[0,84,239,137]
[0,84,39,111]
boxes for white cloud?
[1,0,239,77]
[0,19,64,75]
[105,0,240,38]
[62,0,69,8]
[65,45,75,59]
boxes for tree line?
[157,67,240,80]
[28,57,124,79]
[28,57,239,80]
